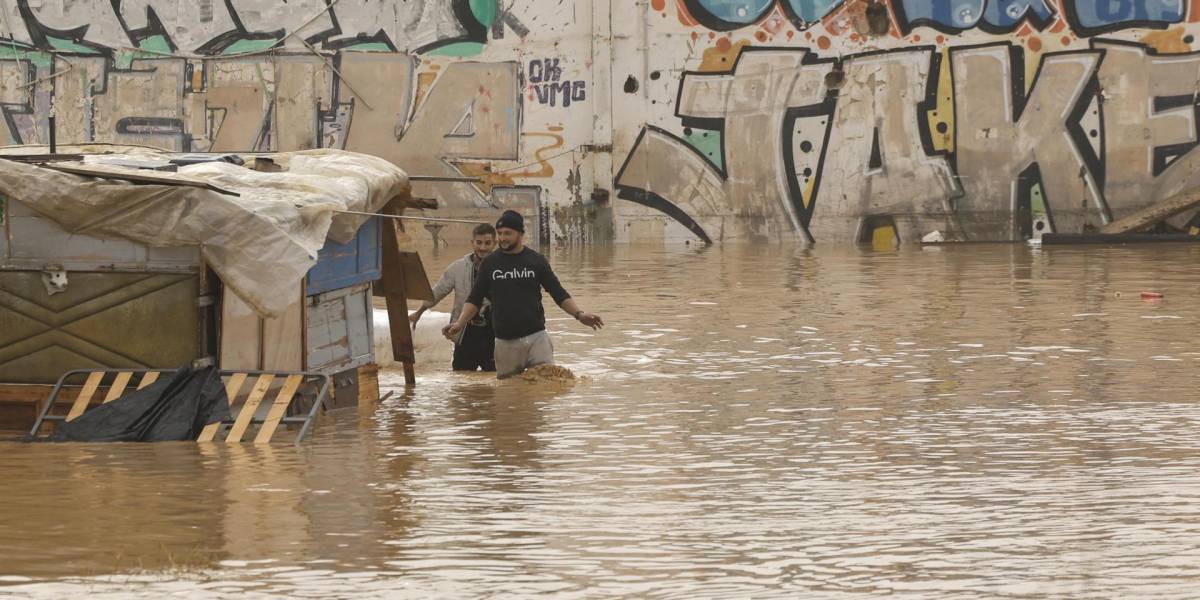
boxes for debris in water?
[520,364,577,383]
[1141,291,1164,300]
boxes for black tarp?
[51,366,231,442]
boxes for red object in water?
[1141,291,1164,300]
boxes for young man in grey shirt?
[410,223,498,371]
[445,210,603,378]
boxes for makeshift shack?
[0,146,433,434]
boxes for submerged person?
[410,223,498,371]
[444,210,603,378]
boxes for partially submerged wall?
[613,0,1200,244]
[2,0,1200,244]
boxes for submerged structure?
[0,147,433,436]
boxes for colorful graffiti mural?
[0,0,548,217]
[4,0,1200,244]
[613,0,1200,243]
[1,0,486,54]
[0,53,520,208]
[678,0,1188,33]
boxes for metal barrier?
[29,369,332,445]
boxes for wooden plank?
[136,371,160,390]
[199,373,248,442]
[1042,233,1200,245]
[378,192,435,210]
[380,200,417,386]
[1,153,85,163]
[0,384,55,404]
[102,372,133,403]
[224,373,249,404]
[65,372,104,421]
[220,288,263,370]
[358,364,380,405]
[253,375,302,444]
[397,251,434,302]
[40,163,241,196]
[225,374,273,442]
[0,384,55,431]
[261,281,304,372]
[1102,187,1200,234]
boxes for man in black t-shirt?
[444,210,603,378]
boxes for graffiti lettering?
[1067,0,1185,35]
[893,0,1057,33]
[950,45,1104,239]
[1096,40,1200,228]
[678,0,1185,36]
[682,0,843,31]
[1,0,480,55]
[678,49,830,240]
[528,58,586,107]
[812,49,961,242]
[617,43,1200,244]
[0,52,521,211]
[528,58,562,83]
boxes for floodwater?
[4,243,1200,598]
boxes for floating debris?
[520,364,577,383]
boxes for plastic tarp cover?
[51,366,231,442]
[0,148,409,318]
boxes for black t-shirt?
[466,247,571,340]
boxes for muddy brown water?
[3,243,1200,598]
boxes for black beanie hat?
[496,209,525,233]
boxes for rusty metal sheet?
[306,284,374,373]
[0,271,200,384]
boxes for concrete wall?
[1,0,1199,245]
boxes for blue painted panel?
[306,217,382,296]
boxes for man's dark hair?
[473,223,496,237]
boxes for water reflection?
[4,244,1200,598]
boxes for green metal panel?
[0,271,199,383]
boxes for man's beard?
[498,241,512,250]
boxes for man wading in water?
[411,223,498,371]
[445,210,603,378]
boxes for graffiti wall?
[612,0,1200,243]
[3,0,1200,244]
[0,0,608,244]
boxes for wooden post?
[380,199,418,386]
[1102,187,1200,234]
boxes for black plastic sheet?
[52,366,231,442]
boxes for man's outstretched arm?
[411,268,455,328]
[559,297,604,330]
[541,259,603,330]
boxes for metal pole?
[407,175,483,183]
[334,208,490,224]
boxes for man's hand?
[408,310,423,330]
[443,322,463,340]
[576,312,604,330]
